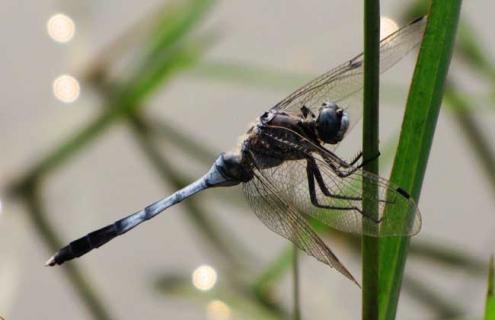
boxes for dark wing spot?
[396,187,410,199]
[410,16,425,24]
[349,59,362,69]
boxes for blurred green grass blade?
[457,23,495,84]
[10,38,208,193]
[21,182,113,320]
[362,0,380,318]
[486,256,495,320]
[190,60,309,91]
[409,239,485,275]
[119,31,216,106]
[151,119,218,164]
[444,84,495,195]
[127,113,253,272]
[403,275,463,318]
[84,0,214,82]
[378,2,462,319]
[253,247,293,296]
[10,0,215,190]
[144,0,214,66]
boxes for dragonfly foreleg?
[300,105,316,118]
[320,151,380,178]
[346,152,362,168]
[326,160,361,178]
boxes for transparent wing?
[249,155,421,237]
[271,17,426,131]
[242,170,358,284]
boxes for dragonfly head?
[315,102,349,144]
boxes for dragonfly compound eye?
[316,102,348,144]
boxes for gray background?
[1,0,494,319]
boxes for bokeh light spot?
[192,265,217,291]
[206,300,231,320]
[47,13,75,43]
[52,74,80,103]
[380,16,399,39]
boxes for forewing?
[255,155,421,237]
[271,17,426,132]
[242,170,358,284]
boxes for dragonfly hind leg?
[306,158,384,224]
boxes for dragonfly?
[47,17,426,284]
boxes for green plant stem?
[21,182,112,320]
[378,3,462,319]
[362,0,380,319]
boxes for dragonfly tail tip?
[45,255,56,267]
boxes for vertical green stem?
[292,246,301,320]
[378,2,462,319]
[362,0,380,319]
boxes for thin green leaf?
[378,2,462,320]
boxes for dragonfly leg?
[306,159,385,224]
[310,160,393,205]
[347,152,363,167]
[332,152,363,169]
[300,105,316,118]
[307,158,361,201]
[322,151,380,178]
[330,162,361,178]
[316,149,362,177]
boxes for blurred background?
[1,0,494,319]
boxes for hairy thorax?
[239,112,318,170]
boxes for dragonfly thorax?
[314,102,349,144]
